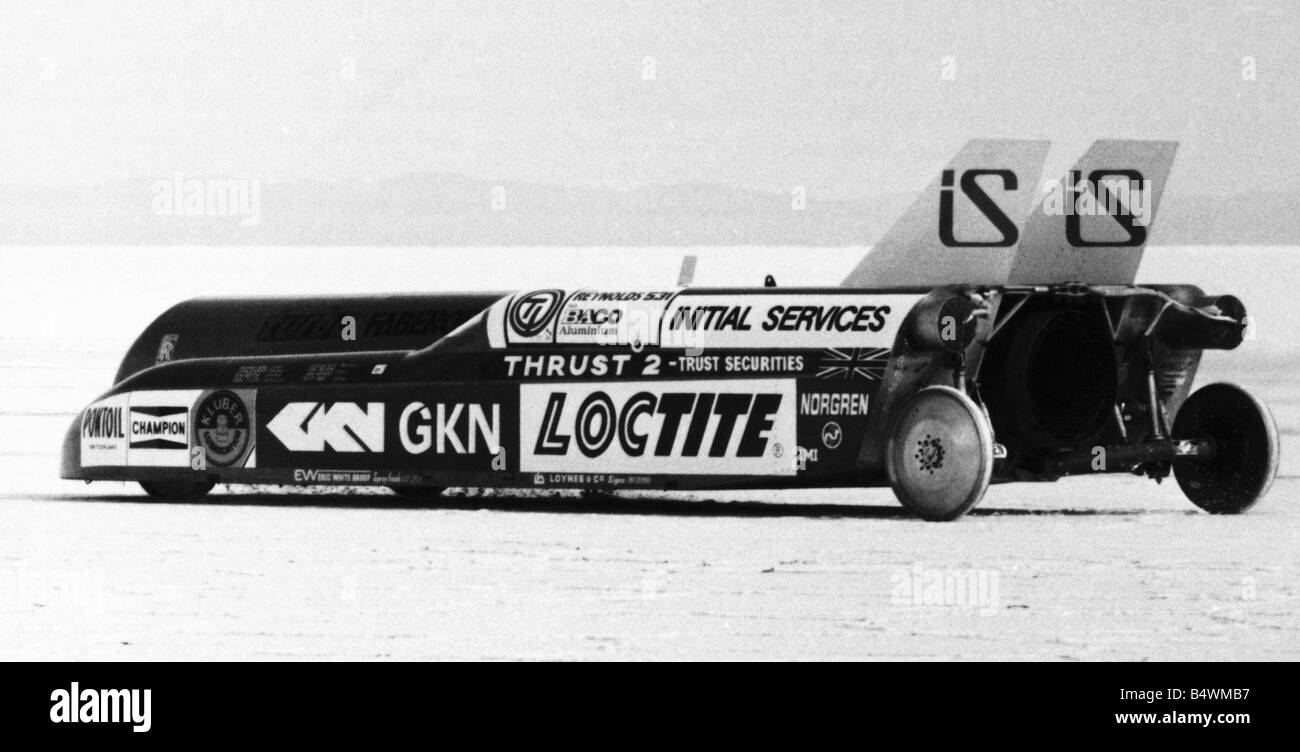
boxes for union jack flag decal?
[815,348,891,380]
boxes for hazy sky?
[1,1,1296,198]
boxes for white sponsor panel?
[520,379,797,476]
[660,293,922,349]
[126,390,201,467]
[79,390,206,467]
[79,394,129,467]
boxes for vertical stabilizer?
[1008,139,1178,284]
[842,138,1050,287]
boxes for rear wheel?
[886,386,994,521]
[1172,382,1278,514]
[139,480,215,501]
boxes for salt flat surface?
[2,471,1296,660]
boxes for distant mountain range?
[2,174,1297,245]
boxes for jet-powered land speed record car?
[62,139,1278,520]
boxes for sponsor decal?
[799,392,870,417]
[501,352,807,379]
[399,402,501,455]
[155,333,179,364]
[674,355,722,373]
[503,353,644,378]
[258,387,518,474]
[665,304,754,332]
[125,390,203,467]
[494,289,682,348]
[558,302,624,338]
[270,401,503,456]
[363,310,471,338]
[520,380,797,476]
[674,354,805,374]
[793,392,871,473]
[506,289,564,342]
[554,290,676,346]
[82,404,125,440]
[660,294,919,349]
[491,290,918,350]
[815,348,891,380]
[233,364,287,384]
[128,406,188,450]
[292,468,407,484]
[762,305,888,333]
[236,361,392,385]
[530,472,654,487]
[82,391,215,468]
[256,309,475,342]
[79,395,128,467]
[267,402,384,453]
[256,313,338,341]
[303,362,362,382]
[821,421,843,450]
[794,445,820,471]
[195,390,255,467]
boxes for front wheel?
[1172,382,1278,514]
[139,479,216,501]
[885,386,994,521]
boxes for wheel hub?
[914,434,946,474]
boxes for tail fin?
[841,138,1050,287]
[1007,139,1178,285]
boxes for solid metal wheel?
[886,386,994,521]
[139,479,216,501]
[1172,382,1278,514]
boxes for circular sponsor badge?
[508,289,564,339]
[195,390,251,467]
[821,421,843,450]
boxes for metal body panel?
[114,293,507,384]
